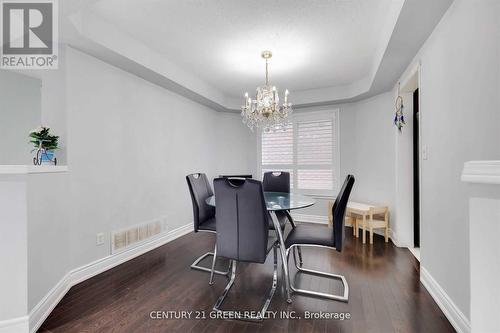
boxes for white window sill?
[0,165,68,175]
[296,192,336,200]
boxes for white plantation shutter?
[261,124,293,165]
[259,110,339,195]
[297,119,335,191]
[297,120,333,165]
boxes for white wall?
[26,46,256,312]
[215,112,257,177]
[0,179,28,323]
[27,173,71,311]
[467,185,500,333]
[0,71,41,165]
[397,0,500,322]
[342,93,396,212]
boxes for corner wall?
[396,0,500,327]
[342,93,396,214]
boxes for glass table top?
[205,192,315,211]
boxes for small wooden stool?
[328,201,389,244]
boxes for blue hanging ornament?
[394,83,405,132]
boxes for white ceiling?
[61,0,453,111]
[88,0,402,99]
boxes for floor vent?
[112,218,166,253]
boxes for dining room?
[1,1,500,333]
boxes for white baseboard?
[29,223,193,333]
[0,315,29,333]
[420,266,470,333]
[387,228,401,247]
[408,247,421,262]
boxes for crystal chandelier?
[241,51,292,132]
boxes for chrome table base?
[269,211,293,303]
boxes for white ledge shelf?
[461,160,500,185]
[0,165,68,175]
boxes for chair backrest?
[219,174,253,179]
[263,171,290,193]
[214,178,269,263]
[186,173,215,232]
[332,175,355,252]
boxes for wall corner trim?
[28,223,193,333]
[461,160,500,185]
[420,266,471,333]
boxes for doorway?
[401,67,421,261]
[413,89,420,248]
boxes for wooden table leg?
[369,211,374,244]
[362,215,366,244]
[384,210,389,242]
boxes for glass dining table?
[206,191,315,302]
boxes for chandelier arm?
[265,59,269,85]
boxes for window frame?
[257,109,340,197]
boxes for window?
[259,110,340,196]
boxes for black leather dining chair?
[186,173,229,284]
[212,178,278,321]
[262,171,298,249]
[262,172,292,231]
[262,171,290,193]
[283,175,355,302]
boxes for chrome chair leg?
[292,246,303,269]
[212,246,278,321]
[260,245,278,316]
[286,244,349,302]
[213,260,236,312]
[209,244,217,285]
[297,247,303,266]
[191,249,230,277]
[285,211,303,268]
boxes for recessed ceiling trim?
[61,0,453,112]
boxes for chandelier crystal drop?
[241,51,293,132]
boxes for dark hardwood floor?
[39,227,454,333]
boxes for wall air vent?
[112,218,167,253]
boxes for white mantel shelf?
[0,165,68,175]
[461,160,500,185]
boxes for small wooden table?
[328,201,389,244]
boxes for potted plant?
[29,126,59,165]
